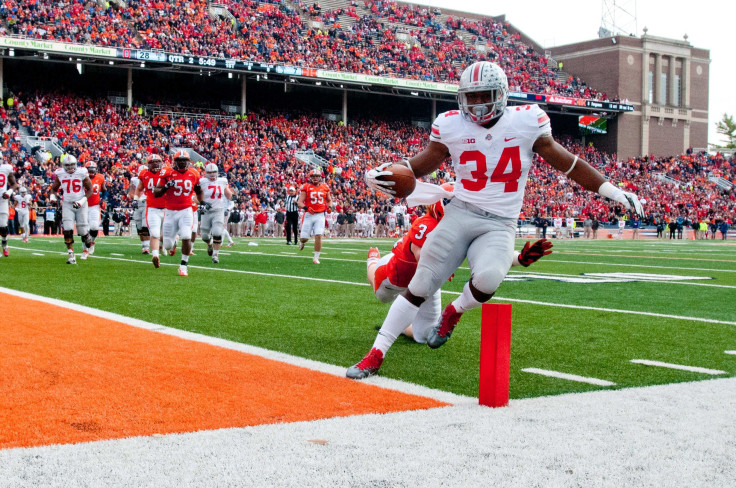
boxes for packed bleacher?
[2,89,734,237]
[0,0,604,98]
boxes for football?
[379,164,416,199]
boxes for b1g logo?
[461,138,476,144]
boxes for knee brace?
[0,226,7,238]
[212,235,222,245]
[201,233,211,244]
[63,230,74,246]
[90,229,99,239]
[138,227,150,238]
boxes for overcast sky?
[423,0,733,147]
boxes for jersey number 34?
[460,147,521,193]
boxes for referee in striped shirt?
[284,186,299,245]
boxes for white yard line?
[725,351,736,356]
[521,368,616,386]
[9,246,736,326]
[630,359,728,375]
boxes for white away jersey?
[0,163,13,192]
[54,167,89,203]
[199,176,229,209]
[430,104,552,218]
[14,194,31,212]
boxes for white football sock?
[372,295,419,355]
[452,281,483,313]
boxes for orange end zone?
[1,293,448,449]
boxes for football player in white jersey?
[128,164,150,254]
[0,155,18,256]
[352,61,645,377]
[49,155,94,264]
[198,163,233,263]
[13,187,32,243]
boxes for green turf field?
[2,235,735,399]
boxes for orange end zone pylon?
[479,303,512,407]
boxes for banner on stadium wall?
[0,36,117,57]
[314,70,459,93]
[0,35,634,112]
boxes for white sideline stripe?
[110,253,124,256]
[725,351,736,355]
[491,296,736,326]
[11,246,736,326]
[32,252,44,256]
[521,368,616,386]
[542,258,736,274]
[630,359,728,375]
[0,286,472,406]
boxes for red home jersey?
[300,182,330,213]
[140,167,170,209]
[386,214,439,287]
[87,173,105,206]
[162,168,200,211]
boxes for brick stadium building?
[549,32,709,159]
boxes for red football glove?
[518,238,553,267]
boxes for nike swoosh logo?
[504,137,516,142]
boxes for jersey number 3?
[459,147,521,193]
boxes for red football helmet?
[428,183,455,221]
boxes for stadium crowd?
[1,88,734,240]
[0,0,604,98]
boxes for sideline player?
[13,187,32,243]
[348,186,552,378]
[50,155,93,264]
[84,161,106,255]
[198,163,233,263]
[154,150,202,276]
[354,61,644,375]
[135,154,166,267]
[129,164,150,254]
[0,155,18,256]
[297,168,331,264]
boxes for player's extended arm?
[533,136,644,218]
[49,178,61,199]
[194,184,203,204]
[297,190,306,210]
[365,141,449,196]
[83,177,93,199]
[224,186,234,200]
[405,140,450,179]
[2,173,18,199]
[153,180,170,198]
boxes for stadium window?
[660,73,667,105]
[647,72,654,104]
[674,75,681,107]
